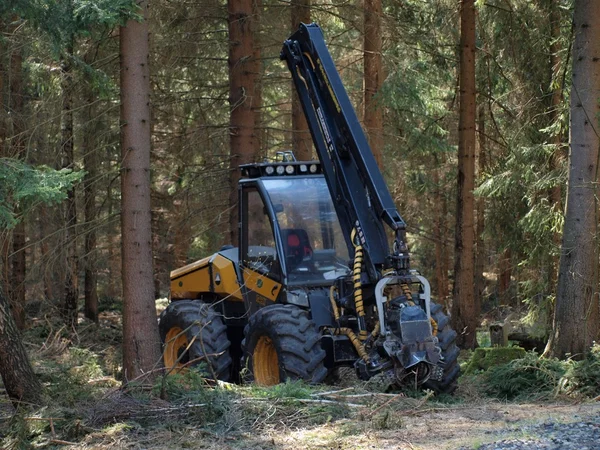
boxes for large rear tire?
[159,300,232,381]
[423,301,460,394]
[241,304,327,386]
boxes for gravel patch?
[460,414,600,449]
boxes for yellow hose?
[350,228,368,340]
[329,285,340,322]
[332,327,370,362]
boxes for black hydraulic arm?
[281,23,410,279]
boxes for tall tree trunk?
[228,0,257,246]
[451,0,478,349]
[433,157,449,306]
[61,34,79,328]
[106,172,118,300]
[475,104,486,313]
[8,19,26,329]
[0,290,43,407]
[252,0,263,158]
[83,92,98,323]
[291,0,312,161]
[548,0,564,288]
[545,0,600,359]
[363,0,384,169]
[120,0,162,381]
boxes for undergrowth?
[477,344,600,400]
[3,306,600,449]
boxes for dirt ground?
[68,398,600,450]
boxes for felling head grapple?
[159,23,459,393]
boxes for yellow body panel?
[243,268,282,302]
[170,253,243,301]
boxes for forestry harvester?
[159,23,460,393]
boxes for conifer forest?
[1,0,600,449]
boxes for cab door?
[239,184,283,315]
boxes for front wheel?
[241,304,327,386]
[424,301,460,394]
[159,300,232,381]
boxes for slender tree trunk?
[545,0,600,359]
[291,0,312,161]
[0,290,43,407]
[106,172,118,300]
[8,19,26,329]
[432,158,449,305]
[451,0,478,349]
[363,0,384,169]
[38,206,54,300]
[228,0,257,246]
[475,104,486,313]
[549,0,564,287]
[120,0,162,381]
[83,92,98,323]
[252,0,263,158]
[61,35,79,328]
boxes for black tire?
[423,301,460,394]
[241,304,327,386]
[159,300,232,381]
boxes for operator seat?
[281,228,313,271]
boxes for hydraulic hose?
[350,228,368,340]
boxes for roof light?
[309,164,318,173]
[276,165,285,175]
[265,165,275,175]
[299,164,308,172]
[285,165,295,174]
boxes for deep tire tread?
[242,304,327,384]
[159,300,232,381]
[424,301,460,394]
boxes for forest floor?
[1,304,599,449]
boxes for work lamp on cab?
[265,165,275,175]
[276,165,285,175]
[300,164,308,172]
[309,164,318,173]
[285,165,295,174]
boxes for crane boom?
[280,23,410,280]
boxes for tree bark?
[0,290,43,407]
[545,0,600,359]
[433,157,449,306]
[291,0,312,161]
[363,0,384,169]
[61,35,79,329]
[120,0,162,381]
[83,90,98,323]
[475,104,486,313]
[8,18,26,329]
[228,0,257,246]
[451,0,478,349]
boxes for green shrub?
[484,352,566,400]
[464,347,527,374]
[559,343,600,398]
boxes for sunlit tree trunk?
[545,0,600,359]
[228,0,257,246]
[120,0,162,381]
[451,0,478,349]
[252,0,263,158]
[291,0,312,161]
[364,0,384,168]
